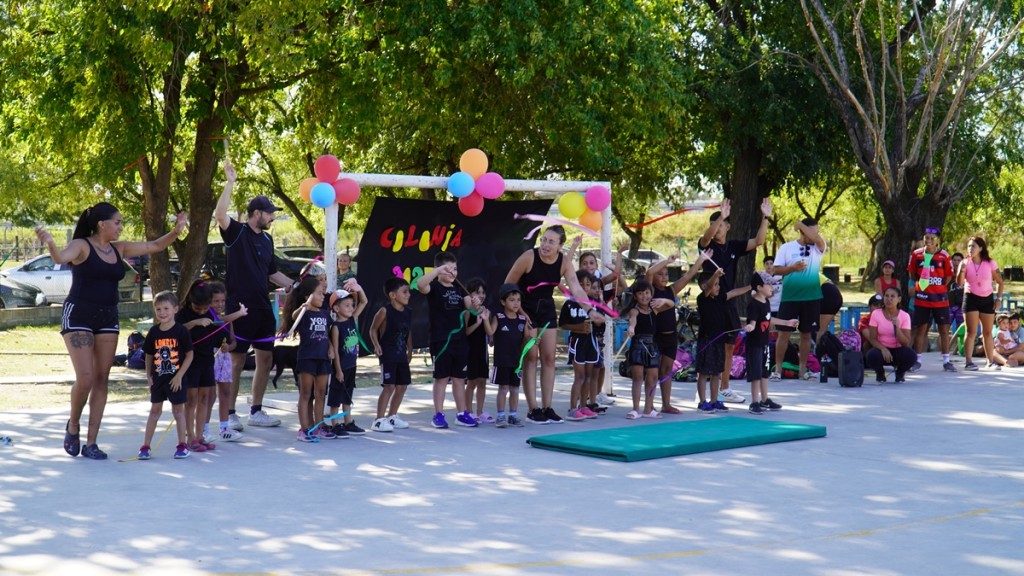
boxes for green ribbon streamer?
[515,322,550,376]
[431,308,481,364]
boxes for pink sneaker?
[579,406,598,419]
[188,439,207,453]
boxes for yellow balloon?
[459,148,488,179]
[558,192,587,219]
[299,177,318,202]
[579,208,602,231]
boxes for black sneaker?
[748,402,764,415]
[760,398,782,411]
[527,408,549,424]
[330,424,351,439]
[343,421,366,435]
[543,406,563,423]
[587,403,607,414]
[894,371,906,383]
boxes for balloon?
[458,192,485,217]
[459,148,488,179]
[558,192,587,219]
[475,172,505,199]
[314,155,341,182]
[310,182,335,208]
[333,178,361,206]
[447,171,475,198]
[585,185,611,212]
[579,208,603,231]
[299,177,319,202]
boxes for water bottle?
[820,356,830,383]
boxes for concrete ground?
[1,352,1023,576]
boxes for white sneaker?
[219,428,244,442]
[372,417,394,433]
[228,414,244,431]
[247,410,281,427]
[596,392,616,406]
[719,388,746,404]
[203,431,220,444]
[388,414,409,429]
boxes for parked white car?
[2,254,139,304]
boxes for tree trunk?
[729,140,774,291]
[873,180,947,300]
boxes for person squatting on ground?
[772,218,827,382]
[138,291,194,460]
[559,271,605,421]
[623,279,675,420]
[698,197,773,403]
[864,287,917,383]
[907,227,956,372]
[645,250,710,414]
[215,158,296,431]
[37,201,187,460]
[282,276,336,442]
[491,283,532,428]
[745,272,797,414]
[369,277,413,433]
[328,280,369,438]
[416,251,477,428]
[505,225,593,424]
[176,279,247,453]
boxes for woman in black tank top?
[504,226,593,424]
[36,202,187,460]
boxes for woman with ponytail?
[36,203,187,460]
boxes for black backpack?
[817,331,845,378]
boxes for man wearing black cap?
[698,197,773,403]
[214,159,296,431]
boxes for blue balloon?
[310,182,335,208]
[447,171,475,198]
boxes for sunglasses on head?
[799,245,811,257]
[924,227,939,235]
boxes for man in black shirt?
[214,159,295,429]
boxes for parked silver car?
[0,276,46,308]
[2,254,139,304]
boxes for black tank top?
[519,248,562,310]
[493,312,527,367]
[68,240,125,308]
[380,304,412,364]
[633,307,657,338]
[653,285,677,333]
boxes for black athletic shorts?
[230,307,276,353]
[327,366,357,407]
[60,300,119,335]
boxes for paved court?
[1,352,1023,575]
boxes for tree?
[798,0,1024,283]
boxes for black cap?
[867,294,883,307]
[247,195,280,213]
[499,283,521,299]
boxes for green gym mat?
[526,416,827,462]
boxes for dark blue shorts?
[328,366,357,407]
[297,358,331,377]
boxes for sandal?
[660,405,682,415]
[64,420,80,457]
[625,410,641,420]
[81,444,108,460]
[642,409,662,419]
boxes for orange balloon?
[459,148,488,179]
[579,209,602,231]
[299,177,319,202]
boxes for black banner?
[356,197,553,349]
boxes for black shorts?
[491,366,521,387]
[963,293,996,315]
[381,362,411,386]
[467,343,489,380]
[430,340,468,380]
[628,336,659,368]
[912,305,951,327]
[60,300,119,335]
[695,337,725,376]
[777,300,822,334]
[151,377,187,405]
[746,344,771,382]
[567,332,600,365]
[230,307,276,353]
[821,282,844,316]
[654,332,678,360]
[297,358,331,377]
[523,299,557,330]
[183,362,215,390]
[327,366,357,407]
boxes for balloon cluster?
[447,149,505,217]
[298,155,361,209]
[557,186,611,231]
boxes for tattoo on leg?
[69,332,94,349]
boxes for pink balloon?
[458,192,485,217]
[332,178,361,206]
[585,185,611,212]
[314,155,341,182]
[474,172,505,200]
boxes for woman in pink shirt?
[956,236,1004,370]
[865,287,917,383]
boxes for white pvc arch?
[323,173,616,393]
